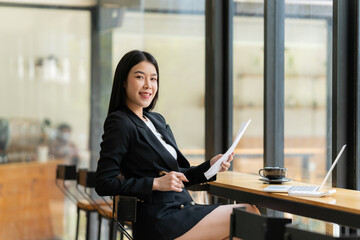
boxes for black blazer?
[95,108,217,239]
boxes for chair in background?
[55,164,77,203]
[113,195,137,240]
[56,164,98,240]
[285,224,360,240]
[76,168,116,240]
[229,207,292,240]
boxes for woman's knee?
[234,203,260,215]
[247,204,260,214]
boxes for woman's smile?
[139,91,152,98]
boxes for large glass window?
[0,6,90,239]
[283,1,335,235]
[0,7,91,167]
[232,1,264,174]
[109,1,206,165]
[284,0,332,184]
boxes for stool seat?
[77,200,96,211]
[76,198,112,210]
[94,198,112,206]
[96,205,113,219]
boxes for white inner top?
[144,117,178,160]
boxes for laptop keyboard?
[288,185,319,192]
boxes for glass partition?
[284,0,332,184]
[232,1,264,174]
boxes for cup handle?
[259,169,265,178]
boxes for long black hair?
[107,50,160,116]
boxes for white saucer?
[259,177,292,183]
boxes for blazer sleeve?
[95,112,153,201]
[180,160,216,187]
[152,112,217,185]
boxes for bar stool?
[285,224,360,240]
[56,164,98,240]
[230,207,292,240]
[75,199,97,240]
[98,205,117,240]
[55,164,77,202]
[76,169,116,240]
[56,164,93,240]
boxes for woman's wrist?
[152,178,158,190]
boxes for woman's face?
[124,61,158,115]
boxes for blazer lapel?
[125,108,179,171]
[145,113,176,147]
[145,112,190,168]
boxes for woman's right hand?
[152,171,189,192]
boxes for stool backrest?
[230,207,291,240]
[55,164,78,203]
[114,195,137,223]
[285,224,360,240]
[57,164,76,180]
[76,168,113,210]
[77,168,96,188]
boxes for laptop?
[262,144,346,197]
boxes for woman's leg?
[175,204,259,240]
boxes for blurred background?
[0,0,333,239]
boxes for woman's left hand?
[210,152,234,172]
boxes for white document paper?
[204,119,251,180]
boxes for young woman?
[95,50,259,240]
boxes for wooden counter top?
[0,160,65,240]
[210,171,360,228]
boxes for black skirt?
[132,189,220,240]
